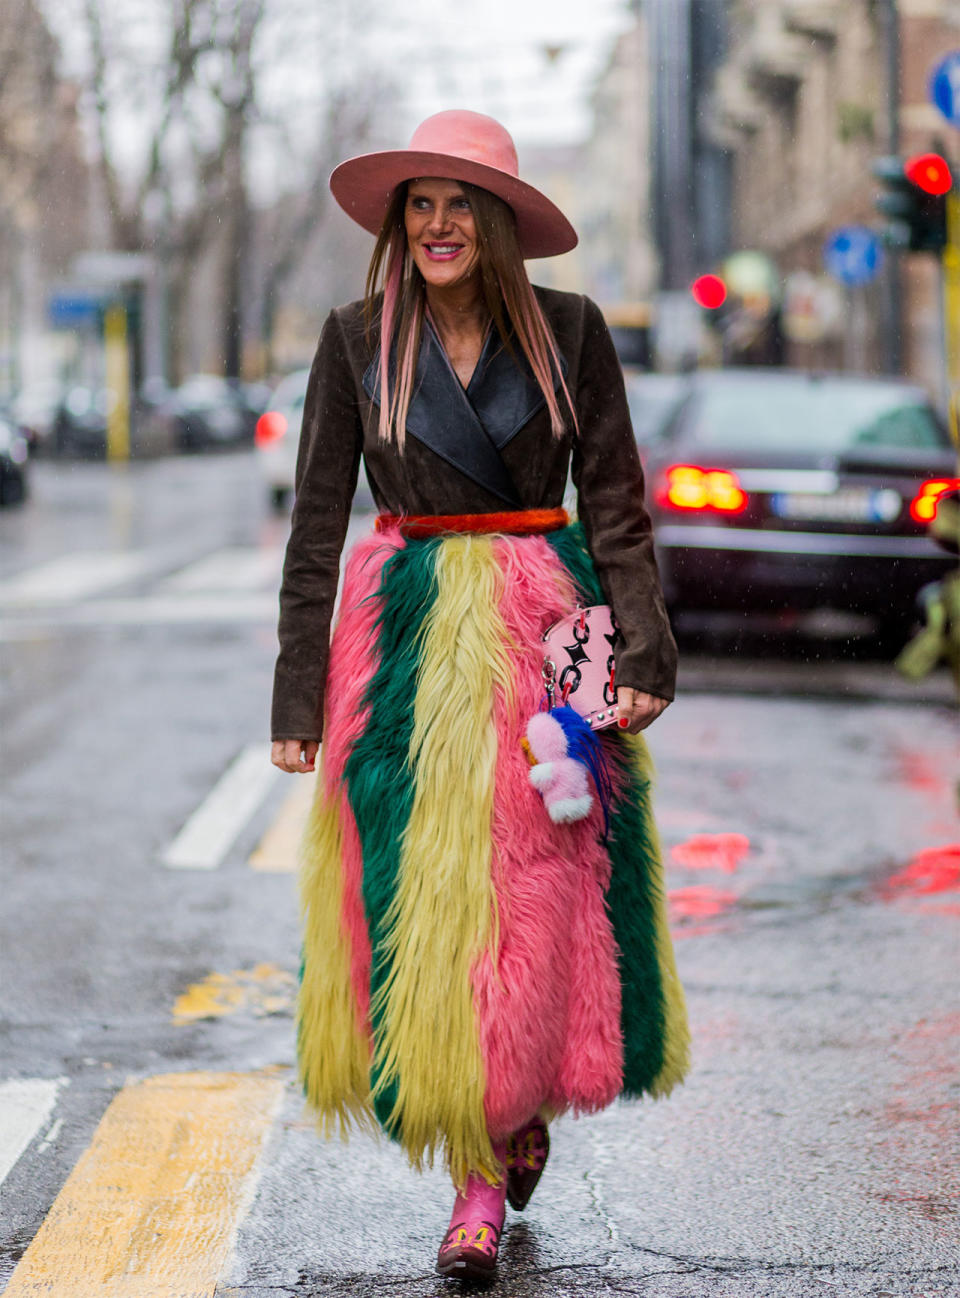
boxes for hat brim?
[329,149,578,260]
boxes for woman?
[271,109,689,1281]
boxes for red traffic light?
[904,152,953,196]
[691,274,727,309]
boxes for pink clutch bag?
[540,605,623,729]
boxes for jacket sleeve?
[271,310,363,741]
[570,296,677,702]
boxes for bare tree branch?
[54,0,391,376]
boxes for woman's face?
[404,178,481,292]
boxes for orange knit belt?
[375,508,570,539]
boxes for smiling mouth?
[423,243,464,261]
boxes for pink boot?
[436,1151,507,1280]
[506,1116,549,1211]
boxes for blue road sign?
[48,290,109,329]
[823,226,883,286]
[931,51,960,127]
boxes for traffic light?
[873,153,952,253]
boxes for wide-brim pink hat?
[329,109,578,260]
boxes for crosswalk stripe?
[0,1079,67,1190]
[162,745,279,870]
[248,774,315,872]
[157,547,282,594]
[0,552,153,605]
[3,1071,284,1298]
[67,593,278,626]
[0,595,279,635]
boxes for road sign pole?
[104,303,130,463]
[942,192,960,456]
[879,0,903,373]
[943,193,960,386]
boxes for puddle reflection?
[881,844,960,916]
[670,832,750,873]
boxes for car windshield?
[271,371,310,410]
[624,376,689,445]
[683,379,948,452]
[179,378,229,407]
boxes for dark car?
[51,386,118,457]
[644,370,958,645]
[166,375,261,451]
[51,385,174,458]
[10,381,62,455]
[623,370,691,448]
[0,411,29,505]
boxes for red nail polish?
[618,717,629,729]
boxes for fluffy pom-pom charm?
[525,710,594,824]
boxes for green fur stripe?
[547,521,606,605]
[344,537,441,1137]
[601,738,668,1093]
[547,522,673,1095]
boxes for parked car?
[165,375,261,451]
[0,411,29,505]
[255,367,376,513]
[643,369,958,647]
[622,371,691,449]
[10,381,63,455]
[51,386,119,458]
[255,368,311,510]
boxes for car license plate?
[770,488,901,523]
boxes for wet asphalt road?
[1,454,958,1297]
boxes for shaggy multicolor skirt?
[297,520,689,1187]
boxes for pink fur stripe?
[545,823,624,1115]
[472,536,624,1139]
[322,526,405,1025]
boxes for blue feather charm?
[540,705,613,840]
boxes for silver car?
[255,368,374,513]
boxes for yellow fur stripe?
[371,536,510,1187]
[625,733,691,1095]
[297,780,375,1135]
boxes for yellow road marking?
[5,1071,283,1298]
[172,963,296,1023]
[248,775,315,872]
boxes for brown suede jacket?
[271,287,677,741]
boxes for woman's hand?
[271,739,319,773]
[616,687,669,734]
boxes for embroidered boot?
[506,1116,549,1211]
[436,1157,507,1280]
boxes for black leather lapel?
[363,320,563,507]
[467,329,557,450]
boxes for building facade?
[523,18,659,309]
[706,0,960,396]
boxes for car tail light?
[656,464,748,514]
[255,410,288,447]
[909,477,960,523]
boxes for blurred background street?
[1,0,959,1294]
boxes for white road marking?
[0,552,153,605]
[0,513,377,634]
[158,547,282,594]
[37,1117,64,1153]
[162,744,281,870]
[70,594,278,625]
[0,596,278,636]
[0,1078,67,1189]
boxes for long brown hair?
[364,179,577,450]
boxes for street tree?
[0,0,89,389]
[52,0,389,380]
